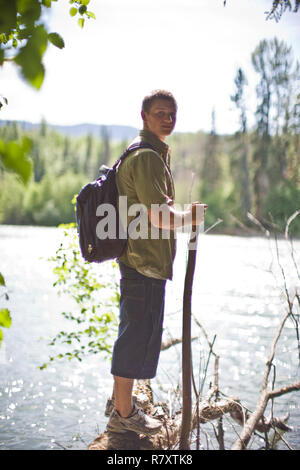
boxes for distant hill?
[0,120,139,141]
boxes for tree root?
[87,381,291,450]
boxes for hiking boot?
[104,395,138,417]
[106,404,162,436]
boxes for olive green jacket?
[116,129,176,280]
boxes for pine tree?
[251,38,299,218]
[201,108,221,193]
[99,125,111,166]
[230,68,251,221]
[84,133,93,176]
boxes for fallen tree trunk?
[88,381,290,450]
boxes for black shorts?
[110,262,166,379]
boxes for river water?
[0,225,299,450]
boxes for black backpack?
[76,142,155,263]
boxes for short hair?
[142,89,177,113]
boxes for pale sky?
[0,0,299,133]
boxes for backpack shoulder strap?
[113,141,156,170]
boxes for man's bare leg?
[107,376,162,435]
[113,375,134,418]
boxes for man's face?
[142,98,177,141]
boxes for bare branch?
[192,314,220,395]
[271,426,294,450]
[268,381,300,399]
[285,210,300,240]
[161,336,197,351]
[231,308,297,450]
[247,212,270,236]
[204,218,223,234]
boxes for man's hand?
[148,201,207,229]
[188,202,208,226]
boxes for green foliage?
[0,274,11,346]
[250,37,299,218]
[24,172,87,225]
[231,68,248,133]
[0,0,95,89]
[14,24,48,89]
[224,0,300,21]
[264,181,300,235]
[0,173,28,224]
[0,135,33,184]
[48,32,65,50]
[200,152,236,229]
[0,0,96,348]
[0,122,130,226]
[0,309,11,329]
[0,0,97,202]
[0,61,33,188]
[0,170,88,225]
[265,0,300,21]
[0,36,299,236]
[39,224,119,369]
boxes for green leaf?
[86,11,96,19]
[0,49,4,65]
[78,17,85,28]
[48,32,65,49]
[29,63,45,89]
[0,0,17,34]
[0,308,12,328]
[0,33,7,44]
[80,0,90,5]
[18,0,41,25]
[15,25,48,89]
[69,7,77,16]
[0,272,5,286]
[79,5,87,15]
[42,0,52,7]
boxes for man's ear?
[141,110,146,123]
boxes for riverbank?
[1,221,299,240]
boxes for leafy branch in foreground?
[0,96,33,347]
[0,0,96,195]
[0,0,96,197]
[265,0,300,21]
[223,0,300,21]
[0,0,96,90]
[39,222,118,369]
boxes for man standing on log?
[106,90,207,435]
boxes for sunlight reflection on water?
[0,225,299,450]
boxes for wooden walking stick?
[179,225,200,450]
